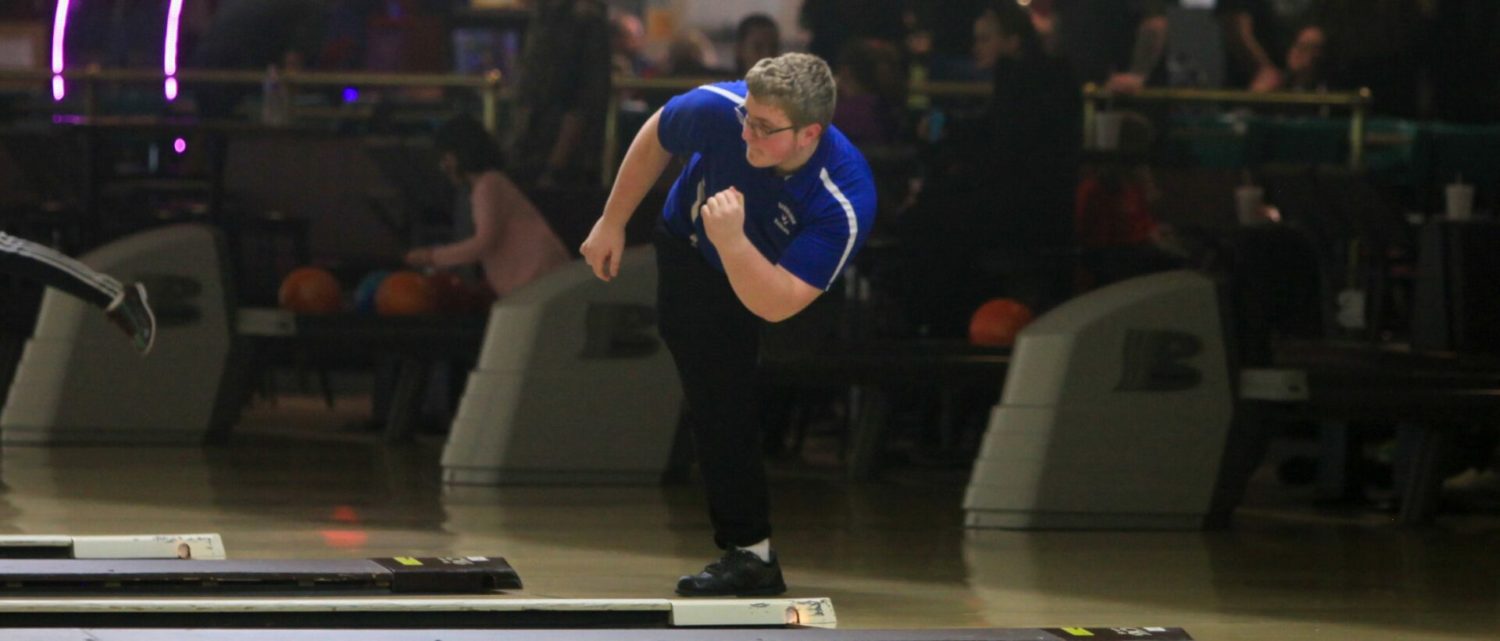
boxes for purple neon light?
[164,0,184,101]
[51,0,71,100]
[173,138,187,154]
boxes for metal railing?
[601,77,1375,184]
[600,76,993,185]
[1081,83,1374,168]
[1,68,1374,175]
[0,67,505,132]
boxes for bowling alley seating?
[442,246,683,485]
[964,270,1243,530]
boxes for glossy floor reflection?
[1,396,1497,640]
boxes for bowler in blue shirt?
[581,52,876,597]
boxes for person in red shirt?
[1074,165,1185,287]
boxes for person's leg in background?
[0,232,155,353]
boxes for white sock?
[737,538,771,563]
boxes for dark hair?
[736,13,779,42]
[986,0,1043,60]
[434,115,504,174]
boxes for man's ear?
[799,122,824,146]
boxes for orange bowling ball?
[968,298,1034,347]
[375,270,439,316]
[277,266,342,314]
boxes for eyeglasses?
[735,103,797,139]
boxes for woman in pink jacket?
[404,116,571,296]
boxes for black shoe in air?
[106,282,156,355]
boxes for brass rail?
[0,67,505,133]
[599,77,1372,183]
[1,68,1375,174]
[1081,83,1373,168]
[599,76,992,185]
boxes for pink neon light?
[163,0,184,101]
[51,0,71,100]
[173,138,187,154]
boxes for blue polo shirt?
[657,81,876,291]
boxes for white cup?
[1235,185,1266,226]
[1336,289,1366,330]
[1446,182,1475,220]
[1094,112,1123,151]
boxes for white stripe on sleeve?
[818,167,859,291]
[698,84,745,105]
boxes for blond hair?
[745,52,836,129]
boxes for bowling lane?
[0,398,1498,639]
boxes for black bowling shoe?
[675,548,787,597]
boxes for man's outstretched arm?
[581,108,674,281]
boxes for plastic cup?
[1446,182,1475,220]
[1235,185,1265,226]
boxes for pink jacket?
[429,171,571,296]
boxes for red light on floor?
[320,530,369,548]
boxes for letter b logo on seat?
[580,303,660,359]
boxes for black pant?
[653,225,770,549]
[0,232,119,308]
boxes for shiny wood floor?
[2,396,1498,640]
